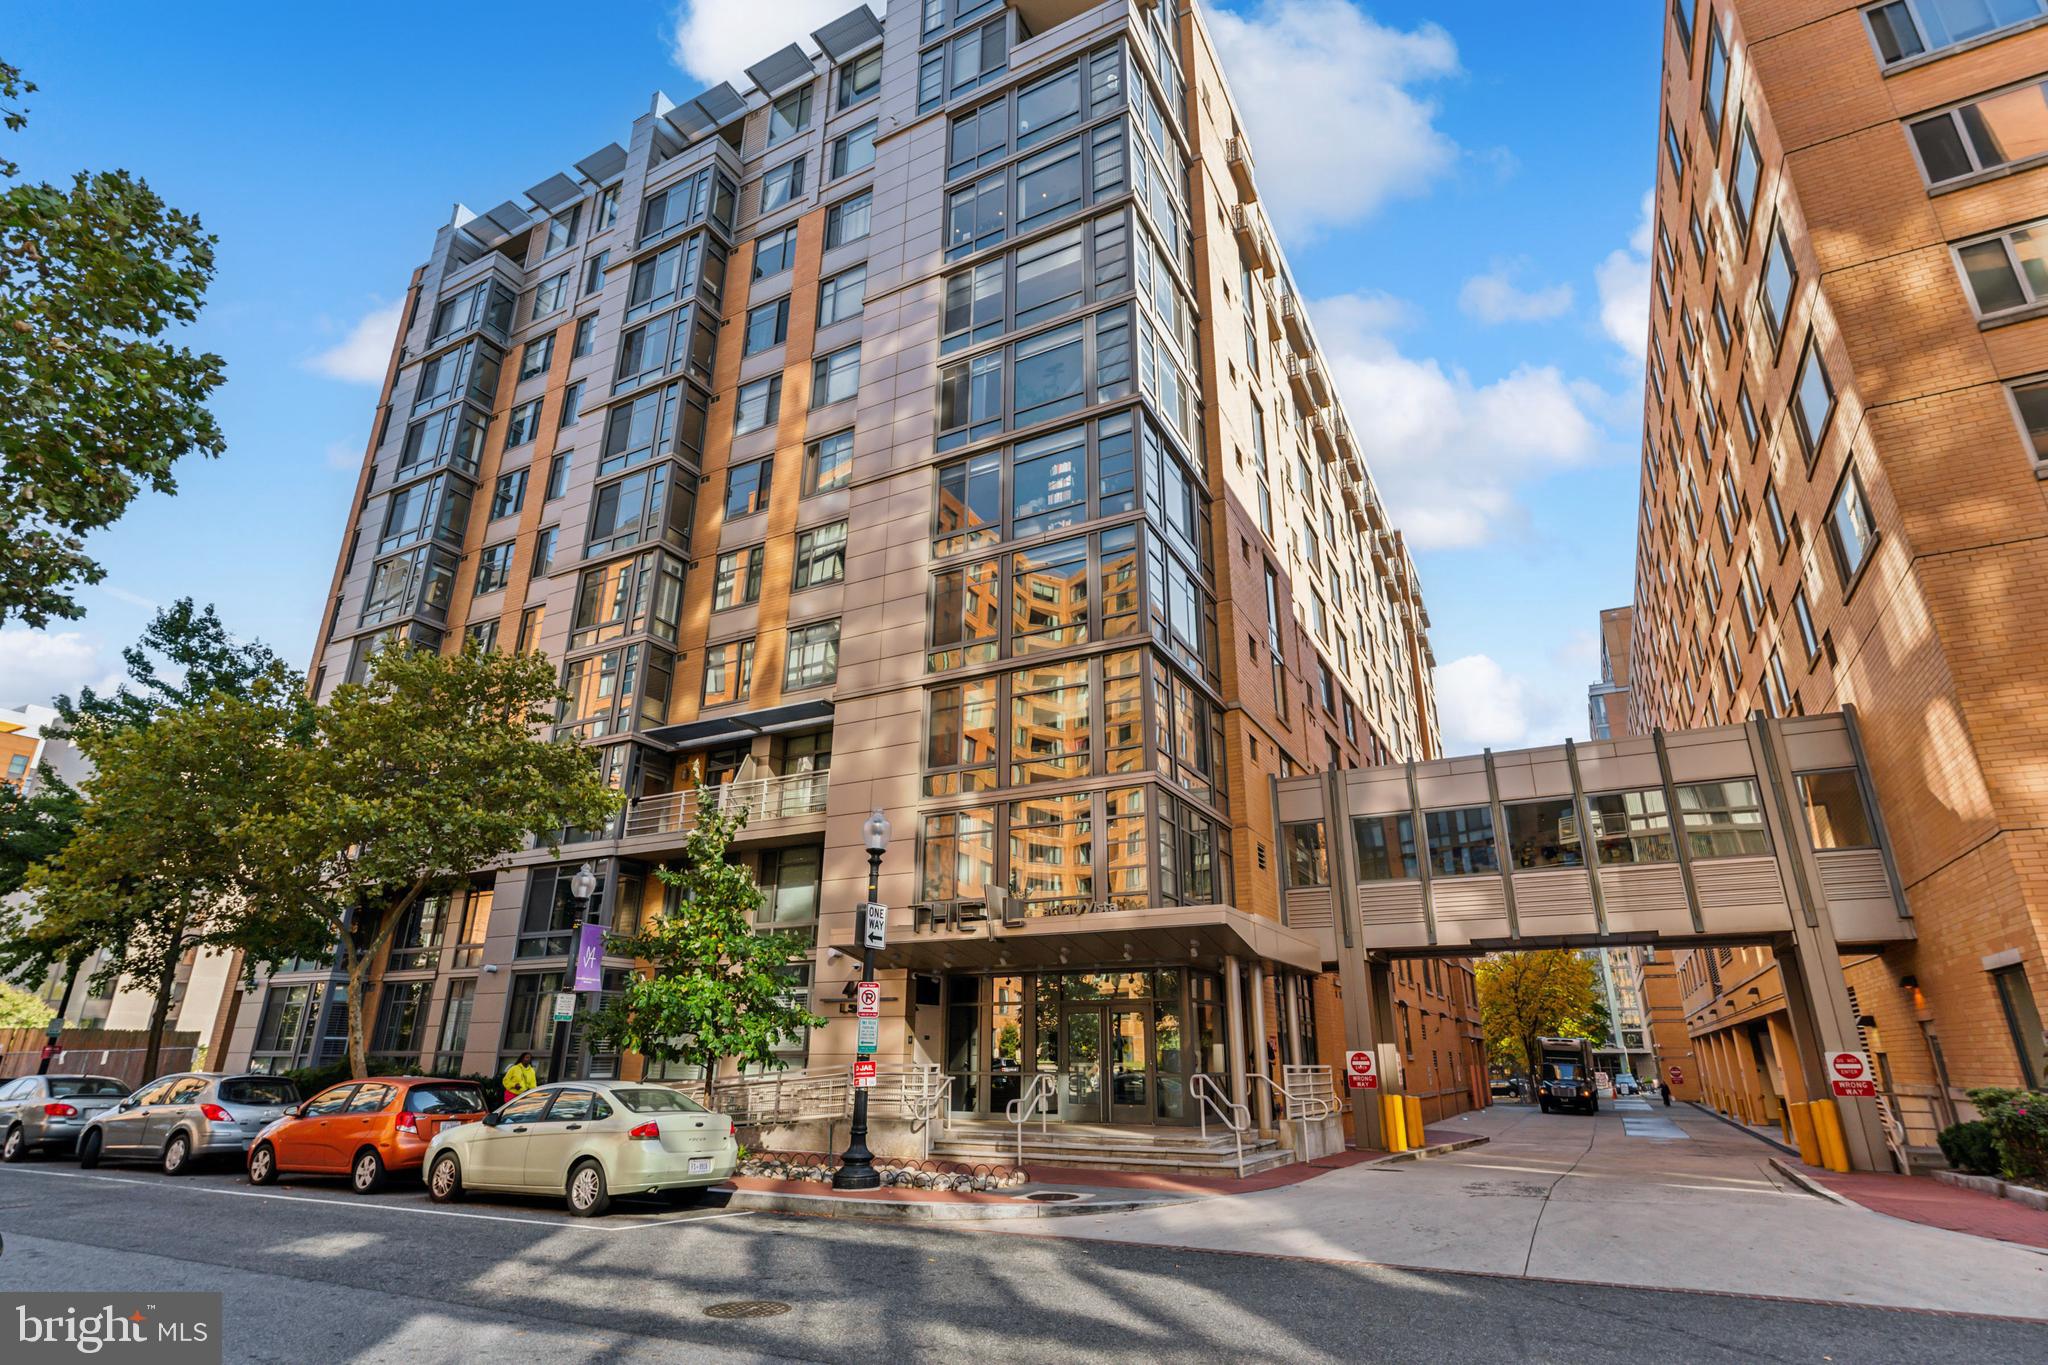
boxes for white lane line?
[1,1167,751,1234]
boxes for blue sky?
[0,0,1659,753]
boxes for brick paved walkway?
[1801,1166,2048,1251]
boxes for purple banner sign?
[572,921,605,992]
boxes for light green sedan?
[423,1080,737,1216]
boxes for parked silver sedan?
[0,1074,130,1160]
[423,1081,737,1216]
[77,1072,301,1174]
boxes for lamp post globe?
[571,862,598,902]
[835,808,892,1190]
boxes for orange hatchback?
[246,1077,490,1194]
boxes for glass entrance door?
[1061,1006,1105,1123]
[1109,1006,1151,1123]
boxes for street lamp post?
[833,809,891,1191]
[545,862,600,1083]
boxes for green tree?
[19,672,313,1078]
[52,598,280,742]
[0,979,54,1030]
[248,646,622,1079]
[591,797,823,1100]
[0,766,81,899]
[1,61,227,627]
[1476,950,1600,1088]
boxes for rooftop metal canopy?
[467,201,534,244]
[646,699,835,751]
[813,6,884,60]
[576,142,628,184]
[746,44,817,97]
[525,172,583,211]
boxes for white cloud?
[1459,264,1573,324]
[1206,0,1459,237]
[306,300,404,385]
[325,440,362,472]
[1435,653,1585,753]
[1596,189,1655,362]
[0,628,120,711]
[1313,293,1606,549]
[669,0,850,84]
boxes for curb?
[1933,1168,2048,1213]
[714,1186,1198,1221]
[1688,1101,1798,1157]
[1768,1156,1855,1206]
[1360,1135,1490,1166]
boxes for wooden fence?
[0,1027,203,1089]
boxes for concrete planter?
[1933,1168,2048,1211]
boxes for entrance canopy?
[836,902,1325,975]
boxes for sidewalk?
[1781,1162,2048,1252]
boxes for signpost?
[551,992,578,1024]
[1828,1051,1876,1098]
[859,902,887,951]
[1345,1050,1378,1090]
[852,1058,877,1089]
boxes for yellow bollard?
[1404,1094,1425,1151]
[1383,1093,1408,1152]
[1812,1099,1850,1173]
[1788,1101,1822,1167]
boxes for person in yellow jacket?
[501,1052,538,1105]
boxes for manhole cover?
[1024,1191,1085,1203]
[704,1301,792,1320]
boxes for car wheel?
[566,1159,610,1217]
[427,1152,463,1204]
[76,1130,101,1170]
[666,1185,708,1208]
[162,1132,192,1176]
[247,1142,278,1186]
[2,1126,24,1163]
[351,1148,386,1195]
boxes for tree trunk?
[343,940,369,1080]
[38,956,86,1075]
[141,927,186,1082]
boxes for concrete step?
[929,1130,1294,1177]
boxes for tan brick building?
[1629,0,2048,1141]
[209,1,1458,1166]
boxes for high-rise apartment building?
[1587,605,1634,740]
[213,1,1443,1147]
[1628,0,2048,1124]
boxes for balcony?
[1310,414,1338,464]
[1264,281,1286,341]
[1281,292,1312,354]
[623,772,829,840]
[1227,138,1257,203]
[1306,358,1333,408]
[1287,355,1314,409]
[1231,203,1262,260]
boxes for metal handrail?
[1190,1073,1250,1178]
[1281,1064,1340,1121]
[624,771,830,837]
[1006,1073,1057,1170]
[1252,1070,1337,1123]
[907,1071,955,1161]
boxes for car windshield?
[1542,1062,1581,1081]
[406,1084,488,1115]
[219,1079,301,1106]
[611,1087,709,1115]
[47,1078,128,1099]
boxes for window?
[1790,337,1835,458]
[1673,0,1697,50]
[545,452,572,501]
[520,333,555,380]
[1018,65,1082,148]
[586,465,689,559]
[735,376,782,434]
[1665,116,1684,181]
[2007,375,2048,464]
[931,16,1008,110]
[583,250,608,296]
[1016,138,1083,227]
[1763,479,1788,548]
[516,605,546,653]
[1909,80,2048,186]
[1767,647,1795,715]
[1760,220,1797,343]
[726,457,773,518]
[1676,779,1769,857]
[504,397,543,449]
[760,157,805,214]
[490,468,528,520]
[793,521,848,588]
[1955,217,2048,318]
[1826,464,1880,583]
[713,545,764,609]
[1012,320,1084,426]
[950,100,1008,178]
[830,121,878,178]
[744,297,790,355]
[1991,964,2047,1089]
[785,619,841,690]
[1504,799,1583,870]
[1737,382,1760,448]
[826,191,872,248]
[702,638,755,706]
[754,225,798,278]
[532,272,569,320]
[818,265,866,326]
[1352,813,1418,880]
[947,171,1008,258]
[767,85,812,145]
[1702,20,1730,144]
[838,48,882,108]
[1791,586,1820,659]
[804,430,854,494]
[1587,789,1674,864]
[625,236,714,321]
[1008,658,1088,782]
[371,985,429,1056]
[541,204,580,259]
[465,618,499,652]
[1281,821,1328,887]
[1865,0,2048,68]
[1425,807,1497,877]
[531,526,558,578]
[1711,290,1732,352]
[573,315,596,358]
[474,541,514,595]
[812,345,860,407]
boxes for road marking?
[1622,1117,1687,1141]
[0,1167,751,1234]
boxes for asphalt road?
[2,1156,2043,1363]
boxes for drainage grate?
[1024,1191,1085,1203]
[704,1301,792,1320]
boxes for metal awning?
[646,700,835,751]
[813,7,884,61]
[837,903,1326,975]
[576,143,628,185]
[747,44,817,97]
[525,172,582,211]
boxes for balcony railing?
[1227,137,1257,202]
[623,772,830,839]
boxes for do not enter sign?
[1346,1050,1378,1090]
[1829,1050,1876,1099]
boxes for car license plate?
[687,1157,712,1175]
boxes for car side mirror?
[481,1112,503,1127]
[119,1098,138,1111]
[285,1104,305,1119]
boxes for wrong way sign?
[1345,1050,1378,1090]
[1829,1051,1876,1099]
